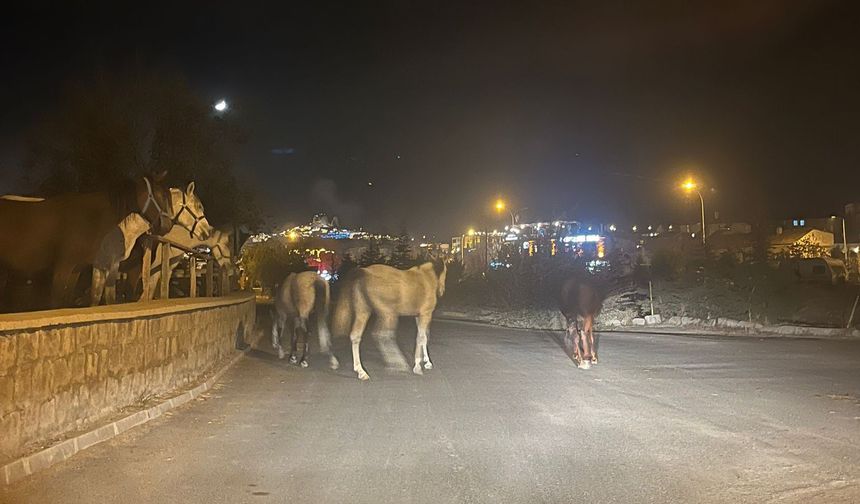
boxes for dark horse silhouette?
[0,173,172,310]
[559,274,605,369]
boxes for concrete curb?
[1,343,252,486]
[435,311,859,340]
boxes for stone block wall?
[0,294,255,462]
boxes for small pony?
[271,271,339,369]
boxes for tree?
[337,252,358,279]
[22,66,261,229]
[358,238,386,266]
[240,238,308,290]
[389,233,415,269]
[782,240,829,259]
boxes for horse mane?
[108,178,140,218]
[431,258,445,277]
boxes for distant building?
[451,220,614,275]
[768,228,834,258]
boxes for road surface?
[3,320,859,503]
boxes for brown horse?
[0,174,172,309]
[559,274,605,369]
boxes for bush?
[443,254,590,309]
[240,238,310,290]
[651,249,684,280]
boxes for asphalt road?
[3,320,860,503]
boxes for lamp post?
[495,199,513,226]
[681,178,706,245]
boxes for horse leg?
[288,316,300,364]
[271,313,287,360]
[375,313,409,372]
[568,319,586,368]
[565,318,579,362]
[413,313,433,374]
[579,316,593,369]
[52,261,79,308]
[585,315,598,364]
[104,262,119,305]
[317,313,339,370]
[295,316,309,368]
[91,268,106,306]
[350,310,371,380]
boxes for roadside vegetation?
[440,250,860,329]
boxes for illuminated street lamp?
[493,198,525,226]
[680,177,706,245]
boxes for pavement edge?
[1,341,256,486]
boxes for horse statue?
[271,271,339,369]
[90,182,213,305]
[559,274,605,369]
[135,224,233,301]
[0,173,172,309]
[333,260,447,380]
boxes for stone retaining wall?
[0,293,255,462]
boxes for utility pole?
[697,190,706,246]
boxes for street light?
[680,177,706,245]
[493,198,525,226]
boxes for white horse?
[271,271,339,369]
[91,182,212,305]
[142,225,234,300]
[333,261,447,380]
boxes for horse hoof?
[277,348,286,360]
[413,364,424,375]
[578,360,591,370]
[329,357,340,370]
[591,356,598,364]
[289,355,298,364]
[424,361,433,370]
[300,360,309,368]
[357,370,370,381]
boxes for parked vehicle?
[794,257,847,285]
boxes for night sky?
[2,1,860,237]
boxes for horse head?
[137,171,173,235]
[211,228,236,275]
[169,182,213,240]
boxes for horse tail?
[331,269,361,337]
[313,275,331,337]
